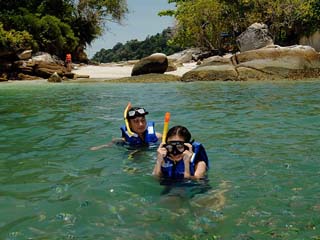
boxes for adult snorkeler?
[120,103,162,146]
[90,103,161,150]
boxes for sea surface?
[0,80,320,239]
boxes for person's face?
[166,135,186,161]
[129,116,147,135]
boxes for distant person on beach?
[65,53,72,72]
[90,105,161,150]
[153,125,209,179]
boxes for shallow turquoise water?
[0,80,320,239]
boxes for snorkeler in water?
[153,125,209,180]
[120,105,162,146]
[90,103,161,150]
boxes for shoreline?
[71,62,197,79]
[0,62,198,83]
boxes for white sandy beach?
[2,61,197,83]
[71,62,197,79]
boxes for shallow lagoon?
[1,80,320,239]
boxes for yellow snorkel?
[124,102,135,136]
[162,112,171,143]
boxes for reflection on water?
[0,80,320,239]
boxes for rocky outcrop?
[181,45,320,81]
[236,23,274,52]
[299,31,320,52]
[167,48,216,64]
[168,48,201,64]
[0,50,76,81]
[131,53,168,76]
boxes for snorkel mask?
[127,107,148,119]
[164,141,188,156]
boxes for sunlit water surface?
[0,80,320,239]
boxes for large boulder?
[236,23,274,52]
[32,52,57,63]
[299,31,320,52]
[235,45,320,80]
[34,61,67,79]
[131,53,168,76]
[181,45,320,81]
[181,56,238,81]
[168,48,204,64]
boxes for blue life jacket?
[120,121,158,146]
[161,142,209,179]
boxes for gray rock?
[299,30,320,52]
[131,53,168,76]
[48,72,62,82]
[32,52,56,63]
[168,48,202,64]
[236,23,274,52]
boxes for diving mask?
[164,141,188,156]
[127,107,148,119]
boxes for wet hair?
[166,125,192,143]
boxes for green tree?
[236,0,320,45]
[0,0,128,58]
[161,0,320,50]
[72,0,128,47]
[160,0,235,51]
[92,28,183,63]
[0,23,36,52]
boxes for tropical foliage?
[92,28,184,63]
[160,0,320,50]
[0,23,36,52]
[0,0,128,58]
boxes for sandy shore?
[71,62,197,79]
[1,62,197,83]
